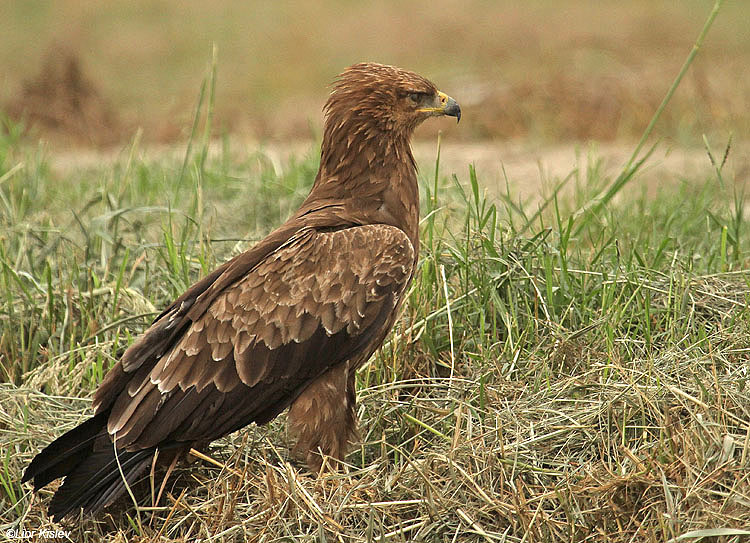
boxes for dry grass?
[2,1,749,145]
[3,275,750,541]
[2,4,750,539]
[1,130,750,539]
[4,47,124,147]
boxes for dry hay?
[462,62,744,142]
[4,46,123,147]
[3,326,750,540]
[2,250,750,540]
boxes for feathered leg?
[287,362,358,472]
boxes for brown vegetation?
[5,47,123,146]
[2,1,747,146]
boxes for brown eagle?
[23,62,460,520]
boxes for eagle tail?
[22,412,108,491]
[22,412,155,521]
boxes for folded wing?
[95,223,415,450]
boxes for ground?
[2,130,750,541]
[2,1,750,542]
[2,1,749,146]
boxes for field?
[2,1,750,542]
[2,121,750,541]
[2,0,750,146]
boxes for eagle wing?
[93,223,415,451]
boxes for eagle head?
[324,62,460,138]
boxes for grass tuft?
[1,129,749,540]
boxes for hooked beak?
[418,90,461,123]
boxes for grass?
[3,4,750,539]
[1,119,750,540]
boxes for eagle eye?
[407,92,423,104]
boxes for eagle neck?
[308,120,420,253]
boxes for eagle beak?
[419,91,461,123]
[439,91,461,123]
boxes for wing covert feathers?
[102,224,414,449]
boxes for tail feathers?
[47,447,153,521]
[24,412,171,521]
[22,412,108,490]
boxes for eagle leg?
[287,362,358,472]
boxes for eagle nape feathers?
[22,62,460,521]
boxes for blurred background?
[1,0,747,148]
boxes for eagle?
[23,62,460,520]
